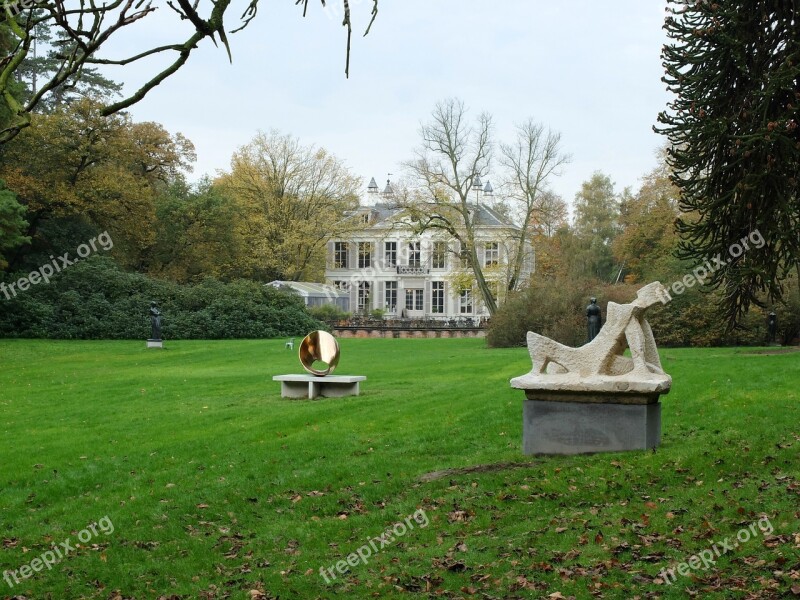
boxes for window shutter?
[350,284,357,313]
[327,240,335,269]
[349,242,356,269]
[424,281,431,314]
[378,281,385,311]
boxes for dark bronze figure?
[149,301,162,340]
[586,297,601,343]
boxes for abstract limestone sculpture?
[510,282,671,454]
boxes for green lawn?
[0,339,797,599]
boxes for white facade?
[325,196,532,320]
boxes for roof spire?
[382,174,394,196]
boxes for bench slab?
[273,374,366,399]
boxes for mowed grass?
[0,338,798,599]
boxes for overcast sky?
[103,1,671,208]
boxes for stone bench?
[273,374,366,399]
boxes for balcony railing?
[396,265,430,275]
[329,316,487,330]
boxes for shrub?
[308,303,350,322]
[487,276,783,348]
[0,256,325,339]
[487,277,636,348]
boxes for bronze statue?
[767,311,777,345]
[586,297,601,342]
[149,301,162,340]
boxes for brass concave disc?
[299,331,340,377]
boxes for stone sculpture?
[512,281,671,393]
[510,282,671,454]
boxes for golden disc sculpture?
[299,331,340,376]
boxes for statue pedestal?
[146,339,163,349]
[511,376,669,455]
[521,392,661,455]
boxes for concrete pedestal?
[146,339,163,349]
[273,374,366,399]
[522,391,661,455]
[522,395,661,454]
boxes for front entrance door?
[404,288,424,317]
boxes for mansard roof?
[353,202,517,230]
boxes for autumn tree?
[0,99,195,269]
[216,130,361,282]
[526,189,568,238]
[612,159,681,283]
[657,0,800,325]
[525,190,570,279]
[403,99,498,312]
[0,1,379,143]
[150,178,245,283]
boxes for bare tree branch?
[499,119,571,290]
[0,0,379,143]
[405,98,499,314]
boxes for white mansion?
[325,178,533,320]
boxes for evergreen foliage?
[0,180,29,269]
[657,0,800,325]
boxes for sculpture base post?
[521,391,662,455]
[273,375,366,399]
[147,339,163,349]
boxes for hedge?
[0,256,324,339]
